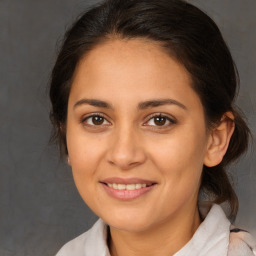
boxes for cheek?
[69,139,103,173]
[152,129,207,170]
[67,133,106,211]
[66,123,106,183]
[149,125,207,193]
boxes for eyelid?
[81,112,112,126]
[143,113,177,128]
[80,112,176,129]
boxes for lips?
[100,177,156,186]
[100,177,157,200]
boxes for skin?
[66,38,234,256]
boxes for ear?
[67,155,71,166]
[204,112,235,167]
[59,123,66,136]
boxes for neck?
[108,204,201,256]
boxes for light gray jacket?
[56,203,256,256]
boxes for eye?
[144,114,176,128]
[81,114,111,127]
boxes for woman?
[50,0,255,255]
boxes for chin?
[101,210,154,233]
[109,220,151,233]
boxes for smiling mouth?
[100,178,157,200]
[102,183,153,191]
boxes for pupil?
[93,116,104,125]
[155,116,166,126]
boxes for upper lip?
[100,177,157,185]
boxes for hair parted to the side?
[49,0,251,220]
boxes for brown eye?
[82,114,110,126]
[154,116,167,126]
[145,114,176,128]
[92,116,104,125]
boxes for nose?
[106,126,147,170]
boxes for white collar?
[82,202,230,256]
[83,218,111,256]
[174,203,231,256]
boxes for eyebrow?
[73,98,187,110]
[74,99,113,109]
[138,99,187,110]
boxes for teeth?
[126,184,136,190]
[106,183,149,190]
[135,184,142,189]
[117,184,126,190]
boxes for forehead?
[71,38,194,96]
[68,38,205,127]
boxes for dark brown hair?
[49,0,250,220]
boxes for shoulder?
[55,219,110,256]
[228,227,256,256]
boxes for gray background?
[0,0,255,255]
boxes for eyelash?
[81,113,110,128]
[144,113,177,129]
[81,113,177,129]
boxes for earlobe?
[204,112,235,167]
[67,155,71,166]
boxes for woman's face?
[66,39,211,232]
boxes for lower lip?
[101,183,156,200]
